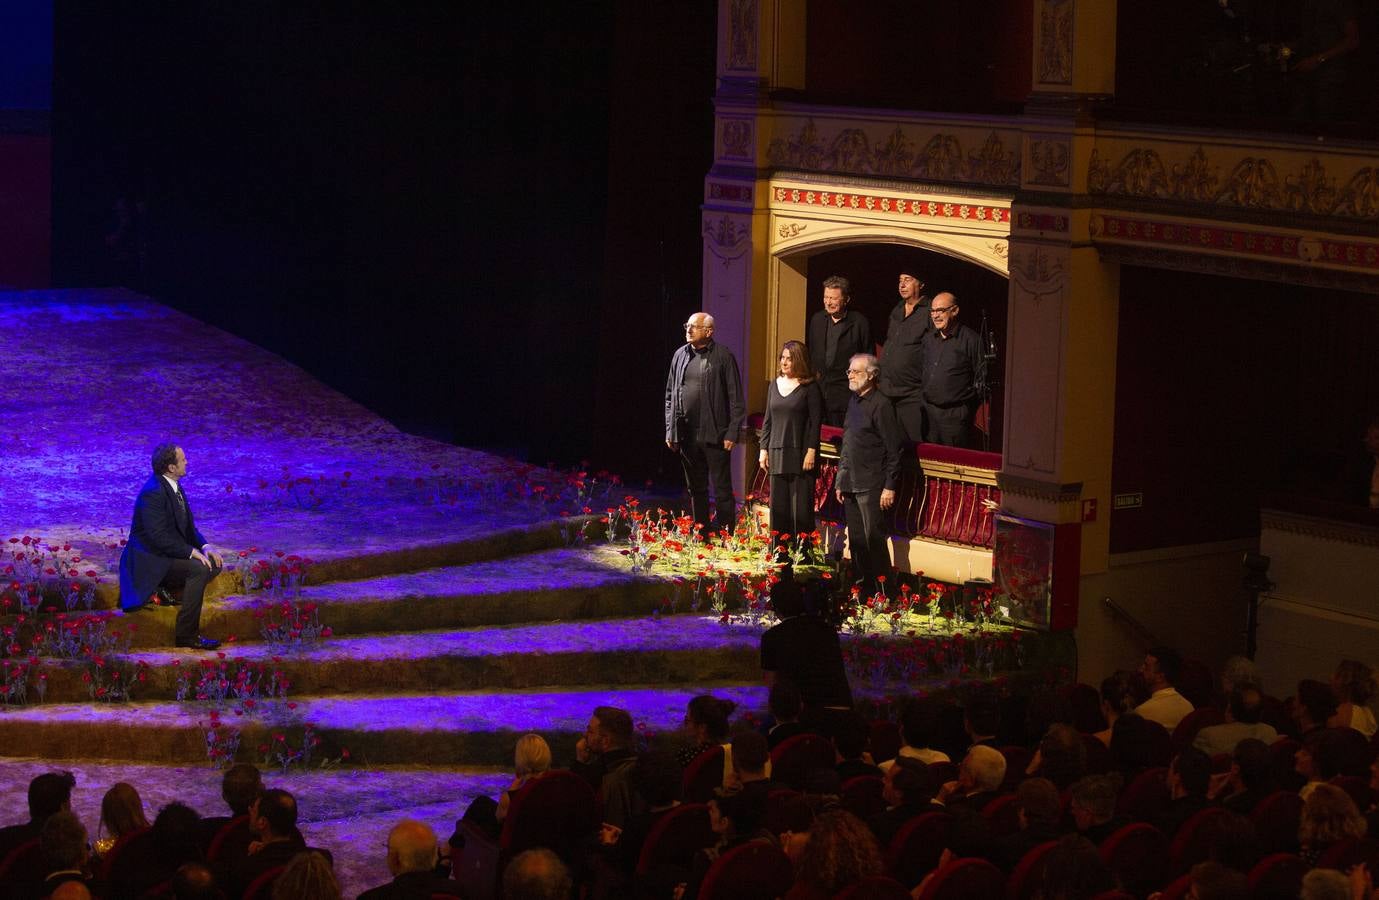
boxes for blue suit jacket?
[118,475,208,609]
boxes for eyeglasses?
[929,307,957,315]
[684,323,710,331]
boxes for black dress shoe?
[155,588,181,606]
[175,636,221,651]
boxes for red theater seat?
[840,775,887,822]
[834,874,912,899]
[1168,806,1229,877]
[1116,767,1169,822]
[697,842,793,900]
[1006,839,1058,900]
[1247,852,1308,900]
[886,812,952,889]
[981,793,1021,837]
[770,733,835,791]
[913,857,1005,900]
[636,803,714,877]
[1099,822,1169,898]
[1252,790,1303,854]
[682,745,726,803]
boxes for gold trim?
[1260,508,1379,548]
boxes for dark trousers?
[162,557,222,642]
[892,394,926,445]
[768,472,816,544]
[924,402,973,448]
[680,441,735,535]
[842,489,891,595]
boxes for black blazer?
[836,389,902,493]
[807,310,872,414]
[118,475,208,609]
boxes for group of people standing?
[664,266,987,593]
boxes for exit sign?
[1114,492,1143,510]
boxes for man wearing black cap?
[878,269,931,444]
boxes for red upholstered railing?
[747,414,1000,548]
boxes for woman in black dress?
[758,340,823,551]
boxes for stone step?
[0,683,769,766]
[32,615,762,700]
[115,547,671,647]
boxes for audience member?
[116,801,201,899]
[199,763,262,859]
[1186,860,1248,900]
[680,787,773,900]
[765,679,810,750]
[573,706,640,834]
[784,810,884,899]
[1213,739,1275,815]
[1297,727,1373,795]
[1092,672,1136,747]
[358,820,459,900]
[1297,782,1366,866]
[990,777,1064,872]
[1328,659,1377,739]
[1027,723,1087,789]
[503,847,572,900]
[1155,748,1212,838]
[270,850,339,900]
[832,713,882,782]
[609,751,683,880]
[223,788,307,899]
[37,811,94,898]
[1194,686,1278,756]
[1200,811,1260,874]
[1068,774,1128,845]
[171,862,220,900]
[963,692,1002,750]
[728,731,775,796]
[0,771,77,861]
[1039,834,1116,900]
[1108,713,1163,774]
[879,697,950,771]
[761,575,854,734]
[866,757,942,849]
[938,745,1005,810]
[499,734,553,824]
[1295,679,1339,739]
[1300,868,1354,900]
[1218,656,1262,698]
[1021,689,1076,750]
[1135,646,1194,731]
[92,782,149,859]
[678,695,736,768]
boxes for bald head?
[929,292,959,333]
[387,819,438,875]
[685,312,716,348]
[50,883,92,900]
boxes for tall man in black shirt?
[665,312,746,536]
[835,353,902,596]
[920,293,986,448]
[878,269,931,444]
[807,275,872,427]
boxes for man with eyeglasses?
[665,312,745,536]
[878,269,932,444]
[919,292,985,447]
[835,353,902,596]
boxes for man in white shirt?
[1194,686,1278,756]
[1134,646,1194,732]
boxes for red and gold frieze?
[1091,213,1379,272]
[771,185,1010,224]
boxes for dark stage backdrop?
[52,1,717,476]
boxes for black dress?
[759,379,823,543]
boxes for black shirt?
[837,389,902,493]
[878,298,931,398]
[808,310,873,416]
[760,614,853,709]
[920,321,985,407]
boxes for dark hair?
[593,706,635,749]
[770,574,806,619]
[1016,777,1062,828]
[1333,659,1376,705]
[1201,812,1259,873]
[687,696,736,742]
[172,862,219,900]
[1022,689,1074,747]
[1190,861,1249,900]
[40,811,87,869]
[1100,672,1137,717]
[1109,713,1159,772]
[712,786,767,835]
[832,713,869,761]
[769,679,803,721]
[731,731,770,773]
[899,697,942,749]
[1295,679,1338,726]
[222,763,264,815]
[632,751,683,807]
[255,788,298,837]
[1232,739,1273,792]
[1036,724,1087,789]
[1172,747,1212,797]
[1069,774,1122,823]
[778,340,816,384]
[29,771,76,823]
[964,692,1001,738]
[821,275,852,299]
[154,801,204,865]
[1041,834,1115,900]
[152,442,181,475]
[502,847,572,900]
[888,757,936,805]
[1310,726,1371,779]
[1227,687,1264,725]
[1147,646,1183,687]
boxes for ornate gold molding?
[727,0,757,71]
[1037,0,1074,85]
[702,214,751,266]
[777,221,807,239]
[998,472,1083,504]
[1261,508,1379,549]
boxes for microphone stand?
[979,309,998,453]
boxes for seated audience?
[448,733,552,855]
[1184,860,1248,900]
[503,847,572,900]
[783,810,883,899]
[938,745,1006,810]
[764,679,810,750]
[963,691,1002,750]
[1027,723,1087,789]
[1092,672,1136,747]
[1135,646,1194,732]
[1297,782,1366,866]
[990,777,1064,872]
[1294,679,1338,740]
[270,849,339,900]
[222,788,308,899]
[609,751,683,881]
[1021,689,1076,751]
[1039,834,1115,900]
[866,757,942,849]
[727,731,774,795]
[0,771,77,861]
[1194,686,1278,756]
[1155,747,1212,838]
[1297,726,1373,796]
[832,713,882,782]
[680,787,774,900]
[198,763,263,855]
[172,862,220,900]
[1108,713,1163,775]
[116,801,202,898]
[1212,739,1275,815]
[1218,656,1262,699]
[1199,811,1260,874]
[1328,659,1377,739]
[36,810,95,899]
[358,819,459,900]
[677,695,736,768]
[572,706,641,834]
[879,697,950,771]
[93,782,149,859]
[760,575,854,734]
[1068,774,1129,845]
